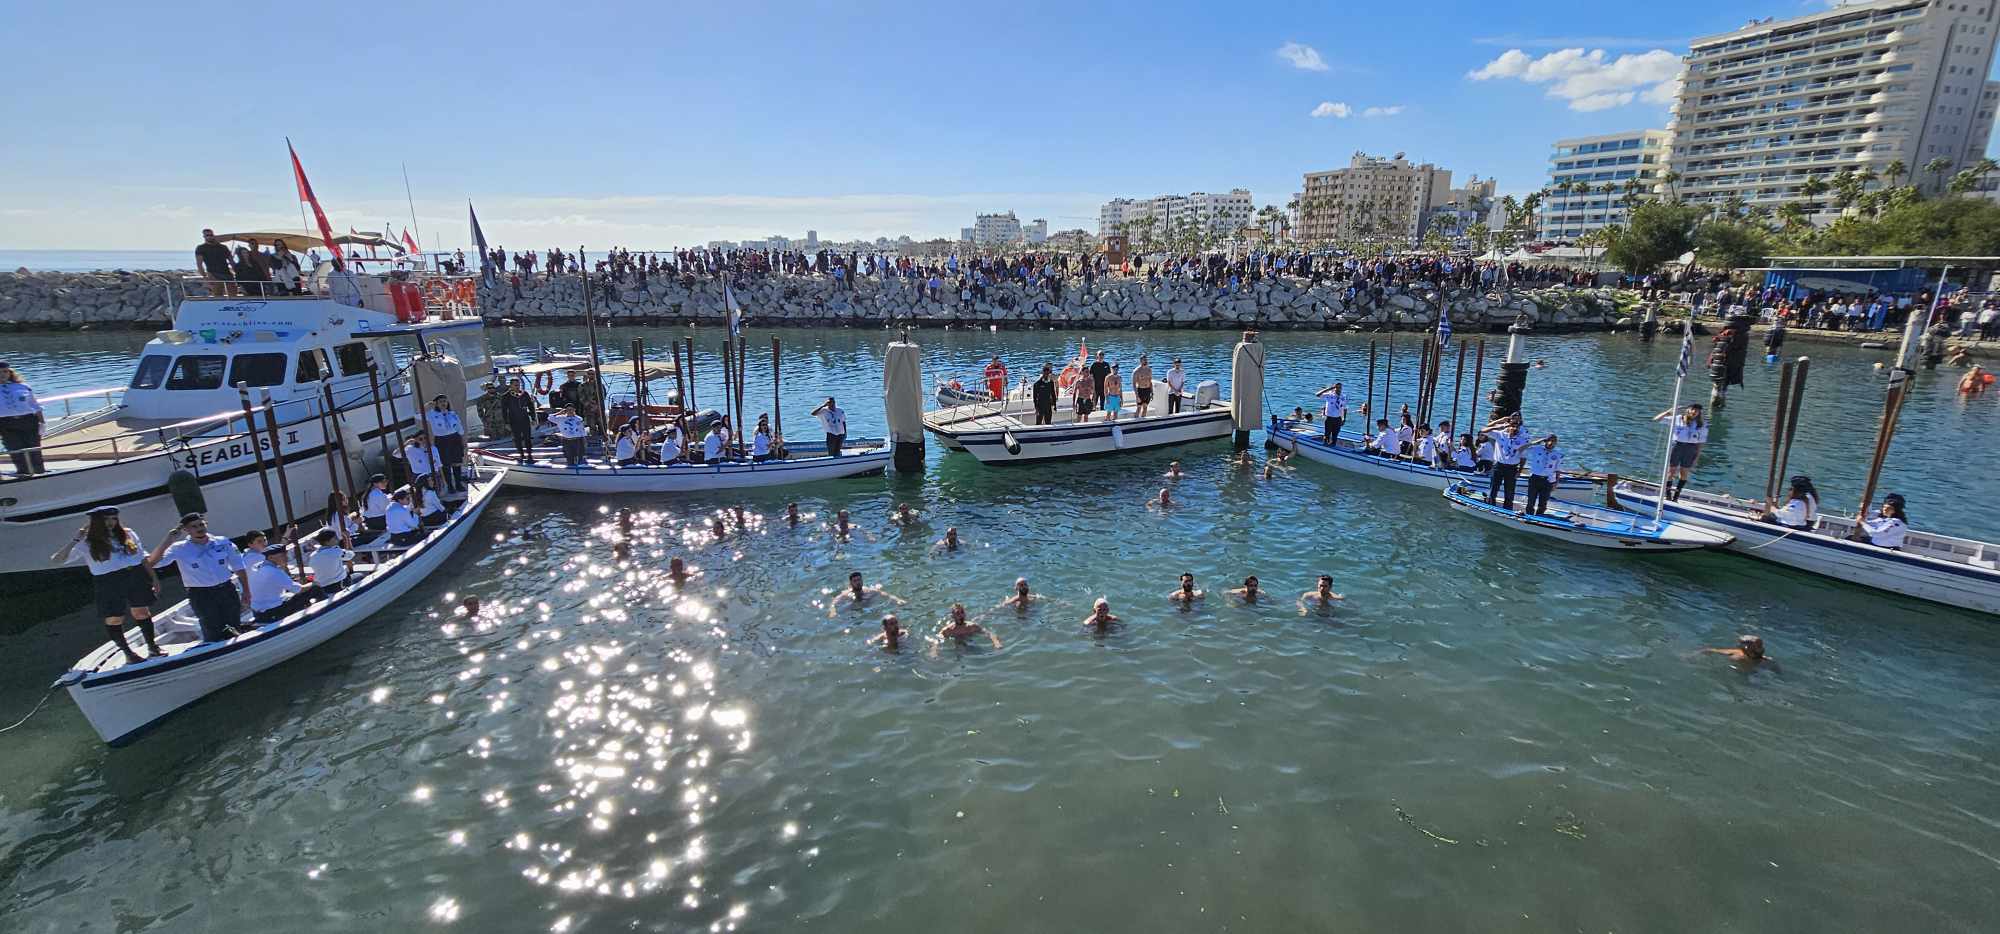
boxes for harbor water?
[2,326,1997,932]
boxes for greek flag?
[1437,315,1452,347]
[724,280,743,339]
[1676,317,1695,379]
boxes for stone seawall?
[0,267,1637,333]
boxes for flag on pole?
[723,280,743,338]
[287,139,343,271]
[468,202,492,283]
[1437,314,1452,347]
[402,228,420,255]
[1675,317,1695,379]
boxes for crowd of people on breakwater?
[1684,279,2000,339]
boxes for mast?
[1653,316,1695,526]
[1856,265,1947,522]
[579,246,609,441]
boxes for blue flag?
[468,201,492,284]
[1437,315,1452,347]
[1675,317,1695,379]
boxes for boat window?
[130,354,171,390]
[228,353,288,388]
[295,349,329,383]
[165,355,227,390]
[334,342,372,376]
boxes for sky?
[1,0,1990,251]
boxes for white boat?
[1614,483,2000,615]
[1267,416,1596,493]
[57,465,507,745]
[1443,481,1733,551]
[3,254,492,591]
[477,439,891,492]
[923,386,1234,465]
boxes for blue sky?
[0,0,1987,250]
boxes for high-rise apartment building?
[970,212,1024,246]
[1097,189,1254,240]
[1670,0,2000,211]
[1539,129,1672,239]
[1297,152,1453,243]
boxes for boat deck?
[925,403,1214,435]
[1622,485,2000,570]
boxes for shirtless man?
[1298,575,1345,614]
[934,527,961,553]
[710,515,728,540]
[1702,634,1780,671]
[829,571,905,617]
[866,614,909,650]
[1164,460,1183,481]
[890,503,921,527]
[1167,572,1204,607]
[668,555,696,585]
[785,503,802,527]
[933,603,1001,652]
[1262,462,1276,481]
[998,577,1038,610]
[1081,598,1120,630]
[831,509,869,541]
[1147,487,1174,510]
[1227,575,1262,604]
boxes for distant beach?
[0,250,189,272]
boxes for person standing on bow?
[425,395,467,494]
[1652,403,1707,501]
[983,355,1009,402]
[0,361,46,478]
[1314,381,1347,444]
[812,397,847,456]
[1522,433,1564,516]
[52,506,163,663]
[547,405,589,467]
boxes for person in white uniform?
[146,512,251,643]
[402,431,437,491]
[247,542,319,624]
[547,406,589,466]
[417,477,449,528]
[1165,359,1186,413]
[612,423,642,467]
[425,396,467,494]
[361,473,393,532]
[1484,418,1531,510]
[1522,434,1565,516]
[1857,493,1908,550]
[812,397,847,456]
[385,489,424,547]
[752,415,774,462]
[305,528,354,596]
[51,505,162,662]
[1314,382,1347,443]
[1653,403,1708,501]
[1763,476,1819,529]
[658,422,685,464]
[0,361,46,476]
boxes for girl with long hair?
[50,506,162,663]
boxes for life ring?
[454,280,475,305]
[534,371,554,394]
[423,279,451,305]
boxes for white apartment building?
[1425,174,1500,236]
[1024,218,1049,243]
[1670,0,2000,212]
[1539,129,1672,239]
[1298,152,1453,243]
[970,212,1024,246]
[1097,189,1254,240]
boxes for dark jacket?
[500,390,537,426]
[1032,377,1057,409]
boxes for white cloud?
[1310,101,1352,118]
[1277,42,1329,72]
[1361,105,1404,118]
[1467,47,1682,112]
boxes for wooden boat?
[1443,481,1733,552]
[1613,483,2000,614]
[1267,416,1596,493]
[477,439,890,492]
[924,391,1233,465]
[57,465,507,745]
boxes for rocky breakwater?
[0,269,183,331]
[479,272,1630,333]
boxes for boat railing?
[168,271,482,321]
[36,385,126,435]
[6,362,421,476]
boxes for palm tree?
[1660,170,1682,201]
[1799,175,1830,207]
[1466,222,1492,255]
[1882,160,1907,188]
[1924,156,1953,192]
[1832,169,1862,211]
[1622,177,1643,207]
[1949,168,1981,195]
[1776,201,1809,232]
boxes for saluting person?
[146,513,251,644]
[1522,433,1564,516]
[425,395,467,493]
[52,506,163,663]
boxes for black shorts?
[92,565,155,618]
[1668,441,1702,469]
[1135,386,1154,405]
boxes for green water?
[1,327,1996,932]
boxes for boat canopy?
[210,228,406,253]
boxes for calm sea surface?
[2,325,1997,933]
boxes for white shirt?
[426,408,464,437]
[1671,421,1709,445]
[1166,366,1186,392]
[1317,390,1346,420]
[307,544,352,586]
[817,406,847,436]
[385,502,421,535]
[1416,436,1441,464]
[1477,438,1496,462]
[158,536,246,588]
[1453,446,1476,468]
[1371,427,1396,452]
[1394,424,1414,451]
[0,381,41,418]
[614,434,637,461]
[362,487,391,519]
[403,441,436,476]
[1524,444,1564,479]
[752,430,771,456]
[703,431,725,461]
[419,488,446,517]
[248,559,303,613]
[328,511,361,542]
[1861,515,1907,549]
[1771,494,1817,529]
[658,429,683,462]
[549,414,588,439]
[1493,432,1530,466]
[67,531,147,575]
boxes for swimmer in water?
[668,555,696,585]
[934,527,961,553]
[1228,575,1262,604]
[1298,574,1344,614]
[710,515,727,540]
[829,570,905,617]
[1148,487,1174,510]
[998,577,1037,610]
[933,602,1001,653]
[890,503,920,527]
[1167,572,1203,607]
[785,503,801,527]
[1262,462,1276,480]
[866,614,908,650]
[613,541,631,561]
[1702,634,1780,671]
[1165,460,1183,481]
[1081,597,1120,630]
[829,509,871,541]
[1533,359,1548,369]
[461,595,482,616]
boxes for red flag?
[288,140,344,271]
[402,228,420,255]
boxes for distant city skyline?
[3,0,1997,250]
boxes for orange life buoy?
[454,280,475,304]
[534,371,554,394]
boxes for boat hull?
[480,441,890,492]
[929,404,1235,465]
[1270,418,1596,493]
[62,469,505,745]
[1616,486,2000,616]
[1443,484,1732,551]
